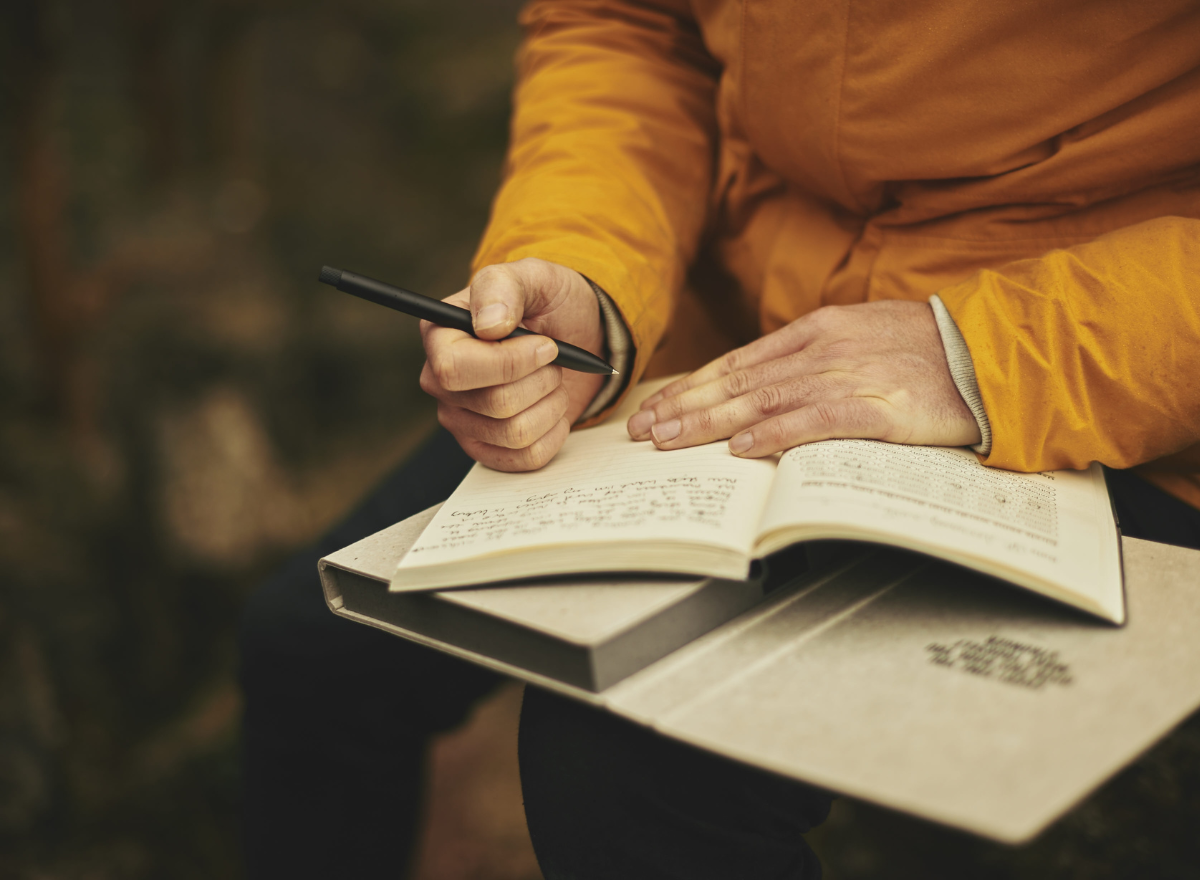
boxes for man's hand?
[626,300,981,456]
[420,258,606,471]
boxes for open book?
[393,377,1125,624]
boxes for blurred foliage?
[0,0,522,876]
[1,0,1198,878]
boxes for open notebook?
[391,377,1124,623]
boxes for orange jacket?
[473,0,1200,507]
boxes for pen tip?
[611,369,620,375]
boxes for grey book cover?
[320,505,767,692]
[320,505,1200,843]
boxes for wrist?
[577,277,634,422]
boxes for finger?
[437,385,570,450]
[468,260,573,340]
[422,363,563,419]
[418,289,476,384]
[424,331,559,392]
[727,397,893,458]
[648,374,844,449]
[417,290,472,340]
[457,417,572,472]
[629,352,825,440]
[639,316,824,411]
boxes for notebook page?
[756,440,1123,621]
[395,381,778,573]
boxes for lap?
[241,429,1200,879]
[517,468,1200,880]
[1105,467,1200,551]
[519,687,830,880]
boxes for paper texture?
[757,440,1124,622]
[393,379,776,586]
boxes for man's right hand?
[419,258,607,472]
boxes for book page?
[756,440,1123,622]
[394,380,778,580]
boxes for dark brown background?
[1,1,1197,877]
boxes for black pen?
[318,266,617,375]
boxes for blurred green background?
[0,0,524,875]
[1,1,1198,878]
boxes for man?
[241,2,1200,877]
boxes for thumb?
[468,263,533,340]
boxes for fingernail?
[729,433,753,455]
[651,419,681,443]
[628,409,657,438]
[536,339,558,365]
[475,303,508,331]
[642,392,664,409]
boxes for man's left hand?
[626,301,982,456]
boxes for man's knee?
[519,687,830,880]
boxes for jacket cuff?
[930,294,992,455]
[578,279,635,422]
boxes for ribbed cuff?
[930,294,992,455]
[578,279,634,422]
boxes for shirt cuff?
[577,279,634,423]
[929,294,992,455]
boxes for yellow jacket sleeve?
[937,216,1200,473]
[471,0,720,410]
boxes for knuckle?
[722,369,753,399]
[456,437,488,466]
[819,339,854,362]
[524,421,566,470]
[512,257,543,277]
[722,347,746,375]
[515,257,559,291]
[751,384,786,417]
[652,396,680,421]
[431,352,462,389]
[489,452,525,473]
[471,265,522,314]
[487,384,520,419]
[510,443,543,472]
[505,414,536,450]
[861,400,893,438]
[692,407,717,436]
[806,307,837,332]
[534,432,563,469]
[550,383,571,413]
[500,349,525,385]
[472,263,505,287]
[811,401,842,432]
[526,447,553,471]
[419,364,437,395]
[539,364,564,392]
[751,416,787,450]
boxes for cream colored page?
[757,440,1122,619]
[395,380,778,571]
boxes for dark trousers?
[238,428,1200,880]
